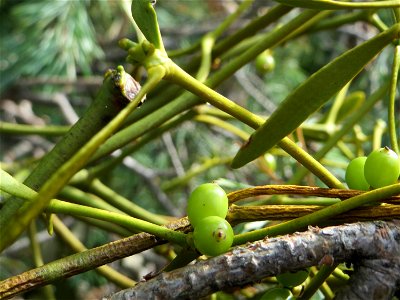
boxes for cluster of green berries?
[187,183,234,256]
[345,146,400,190]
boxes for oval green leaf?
[131,0,164,51]
[232,24,400,169]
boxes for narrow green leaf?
[232,24,400,169]
[0,169,36,200]
[275,0,400,9]
[131,0,164,51]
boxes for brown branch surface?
[227,185,400,204]
[227,204,400,224]
[107,220,400,300]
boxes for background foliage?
[0,0,399,299]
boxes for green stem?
[331,267,350,281]
[196,0,253,81]
[161,156,232,191]
[207,10,322,88]
[211,0,253,39]
[0,169,186,245]
[59,186,135,235]
[99,9,318,163]
[279,10,333,43]
[197,35,214,81]
[372,119,386,150]
[0,66,164,252]
[161,249,200,272]
[0,68,136,238]
[211,4,292,59]
[90,89,198,162]
[336,140,354,160]
[299,265,337,300]
[276,0,400,9]
[59,185,127,215]
[88,179,167,225]
[282,139,344,188]
[307,10,370,32]
[75,215,134,236]
[181,4,293,74]
[324,83,350,126]
[289,83,389,184]
[194,114,250,140]
[88,110,195,177]
[120,0,146,44]
[0,221,187,300]
[52,216,136,287]
[168,41,201,58]
[0,122,69,136]
[393,7,400,23]
[388,45,400,154]
[28,221,56,300]
[262,197,340,206]
[168,62,344,188]
[47,201,186,245]
[368,13,389,31]
[232,183,400,245]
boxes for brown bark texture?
[107,220,400,300]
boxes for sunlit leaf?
[232,24,400,169]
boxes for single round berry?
[276,269,309,287]
[193,216,234,257]
[255,50,275,75]
[187,183,228,227]
[260,287,292,300]
[345,156,369,190]
[364,147,400,188]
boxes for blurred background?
[0,1,397,299]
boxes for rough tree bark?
[107,220,400,300]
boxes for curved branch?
[107,220,400,299]
[227,204,400,224]
[227,185,400,204]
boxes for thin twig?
[53,93,79,125]
[227,185,400,204]
[162,132,185,177]
[227,204,400,224]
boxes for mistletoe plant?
[0,0,400,299]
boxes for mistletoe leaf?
[131,0,164,51]
[232,24,400,169]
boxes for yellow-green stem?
[28,221,56,300]
[52,216,136,287]
[166,62,343,188]
[0,67,164,252]
[388,45,400,154]
[232,183,400,245]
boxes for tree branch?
[0,218,191,300]
[106,220,400,300]
[227,185,400,204]
[1,202,399,299]
[227,204,400,224]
